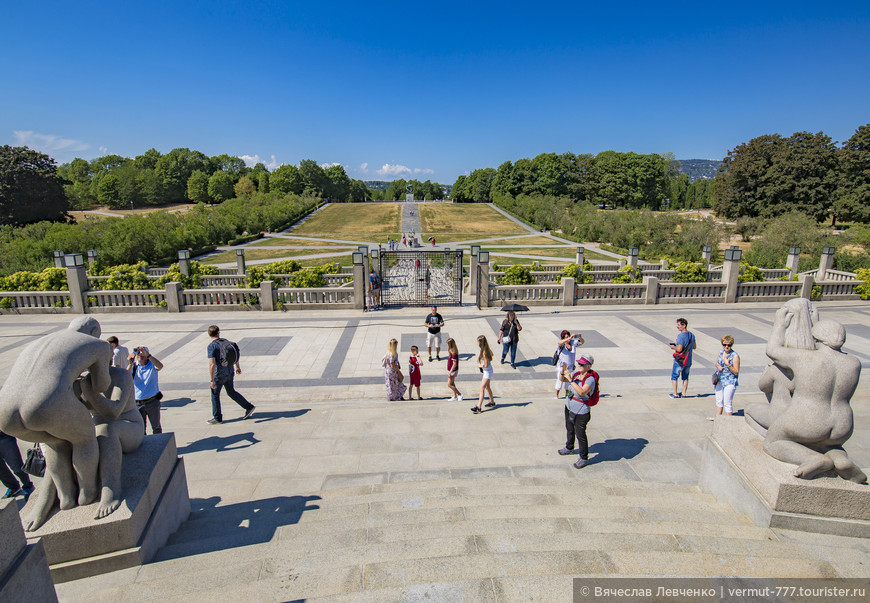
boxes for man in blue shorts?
[669,317,696,398]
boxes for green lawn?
[201,248,350,264]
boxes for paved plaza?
[2,300,870,601]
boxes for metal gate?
[379,250,463,307]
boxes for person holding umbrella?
[498,305,525,368]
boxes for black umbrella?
[500,303,529,312]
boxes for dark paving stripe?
[620,315,712,369]
[150,322,212,360]
[237,336,293,356]
[696,327,766,345]
[320,318,359,379]
[0,326,65,355]
[550,329,617,348]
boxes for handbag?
[712,370,720,386]
[552,344,563,366]
[397,370,404,383]
[23,444,46,478]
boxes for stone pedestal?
[700,418,870,537]
[0,499,58,602]
[22,433,190,583]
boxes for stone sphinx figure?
[0,317,144,531]
[746,299,866,483]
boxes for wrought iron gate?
[379,250,463,307]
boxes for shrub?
[496,265,535,285]
[246,259,303,288]
[672,262,708,283]
[612,265,642,284]
[856,268,870,300]
[738,264,765,283]
[155,260,217,289]
[90,262,152,290]
[0,297,13,309]
[557,263,580,283]
[0,267,68,291]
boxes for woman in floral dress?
[382,338,407,401]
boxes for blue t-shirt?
[132,360,160,400]
[676,331,695,367]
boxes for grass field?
[202,248,349,264]
[249,237,357,248]
[471,235,560,246]
[292,203,401,234]
[68,203,193,221]
[419,204,528,233]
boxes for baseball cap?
[577,354,594,366]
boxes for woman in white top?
[554,330,584,399]
[471,335,495,413]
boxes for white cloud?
[377,163,412,177]
[241,154,280,170]
[98,146,109,154]
[13,130,89,154]
[319,162,341,169]
[359,162,369,174]
[413,168,435,175]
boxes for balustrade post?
[562,277,575,307]
[164,282,182,312]
[575,247,584,267]
[786,246,801,279]
[64,254,88,314]
[260,280,275,311]
[818,246,835,281]
[660,259,668,270]
[478,251,490,309]
[799,273,814,300]
[722,248,742,303]
[643,276,659,305]
[177,250,191,277]
[352,252,365,310]
[628,247,639,279]
[470,245,479,294]
[236,249,246,275]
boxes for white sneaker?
[554,395,560,400]
[448,397,457,401]
[458,395,463,402]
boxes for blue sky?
[2,1,868,184]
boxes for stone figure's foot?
[793,456,835,480]
[23,503,53,532]
[78,486,99,507]
[826,450,869,484]
[837,465,868,484]
[95,487,121,519]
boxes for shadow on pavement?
[250,408,311,423]
[162,397,197,408]
[155,495,321,562]
[178,431,262,454]
[588,437,648,464]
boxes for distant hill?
[678,159,722,182]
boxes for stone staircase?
[55,472,863,602]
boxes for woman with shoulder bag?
[709,335,739,420]
[554,330,584,399]
[498,311,522,369]
[382,338,407,401]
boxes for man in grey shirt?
[558,354,596,469]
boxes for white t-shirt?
[558,340,577,367]
[111,346,129,368]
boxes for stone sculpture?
[0,317,144,531]
[746,299,867,483]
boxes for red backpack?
[570,369,600,406]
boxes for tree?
[324,165,351,201]
[187,170,211,204]
[133,148,161,170]
[234,176,256,199]
[207,171,235,203]
[298,159,328,196]
[0,145,70,225]
[210,154,247,178]
[712,134,783,219]
[155,148,210,202]
[834,124,870,224]
[349,179,369,202]
[270,164,302,194]
[96,173,122,207]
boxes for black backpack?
[216,338,239,367]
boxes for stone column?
[722,248,742,304]
[817,246,835,281]
[260,280,275,311]
[660,259,668,270]
[64,254,88,314]
[701,245,712,266]
[164,282,182,313]
[470,245,480,293]
[643,276,659,305]
[352,252,365,310]
[618,259,627,268]
[799,273,814,300]
[177,250,191,278]
[786,246,801,279]
[478,251,490,309]
[575,247,584,266]
[236,249,246,275]
[562,277,575,307]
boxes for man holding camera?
[127,346,164,434]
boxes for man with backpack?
[207,325,255,425]
[558,354,599,469]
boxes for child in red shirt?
[409,346,422,399]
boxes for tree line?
[711,125,870,225]
[451,151,713,210]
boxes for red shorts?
[410,372,421,387]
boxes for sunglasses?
[722,344,732,347]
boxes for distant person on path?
[710,335,740,420]
[425,264,431,297]
[403,234,407,247]
[107,336,129,368]
[471,335,495,413]
[558,354,598,469]
[424,305,444,361]
[446,338,462,401]
[498,311,522,369]
[408,345,423,400]
[554,330,584,399]
[127,346,164,434]
[382,338,407,401]
[370,271,382,308]
[0,431,34,499]
[669,317,696,398]
[207,325,255,424]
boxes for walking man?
[207,325,255,424]
[424,306,444,362]
[0,430,34,499]
[669,317,696,398]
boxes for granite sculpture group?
[0,317,144,531]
